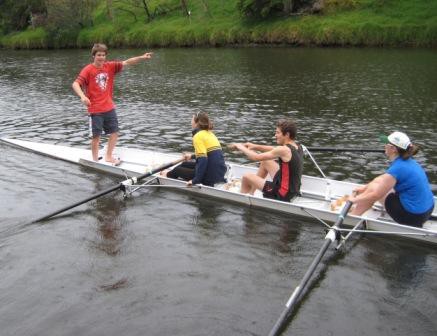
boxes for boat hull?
[2,137,436,244]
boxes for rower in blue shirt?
[349,131,434,227]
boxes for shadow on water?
[364,237,430,291]
[165,187,303,253]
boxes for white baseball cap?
[380,131,411,150]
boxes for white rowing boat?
[2,137,436,244]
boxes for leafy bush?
[237,0,286,18]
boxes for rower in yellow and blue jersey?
[161,112,227,187]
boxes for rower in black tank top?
[262,144,303,202]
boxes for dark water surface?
[0,48,436,336]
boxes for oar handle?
[335,201,353,225]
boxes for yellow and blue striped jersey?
[193,130,222,158]
[191,129,226,186]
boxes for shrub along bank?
[1,0,436,49]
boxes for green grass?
[1,27,48,49]
[1,0,436,48]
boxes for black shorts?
[167,161,196,181]
[262,181,294,202]
[385,192,434,227]
[89,109,119,137]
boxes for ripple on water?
[0,48,436,336]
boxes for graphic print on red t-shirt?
[95,72,109,91]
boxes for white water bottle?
[325,182,331,201]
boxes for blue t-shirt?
[386,157,434,214]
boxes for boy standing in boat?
[229,119,303,202]
[72,43,152,165]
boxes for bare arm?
[231,143,286,162]
[72,81,90,106]
[349,174,396,204]
[245,142,274,152]
[122,52,153,67]
[228,142,273,152]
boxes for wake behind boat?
[2,137,437,244]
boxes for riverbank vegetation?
[1,0,436,49]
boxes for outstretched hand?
[123,52,153,66]
[228,143,245,151]
[228,142,256,151]
[243,142,256,150]
[141,52,153,60]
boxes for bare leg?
[257,160,279,178]
[241,160,279,195]
[91,136,100,161]
[105,132,118,162]
[241,173,266,195]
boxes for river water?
[0,48,436,336]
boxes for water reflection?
[93,195,127,256]
[242,207,301,254]
[1,47,437,336]
[364,239,428,292]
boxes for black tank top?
[272,144,303,200]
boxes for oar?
[268,201,354,336]
[306,147,384,153]
[225,143,384,153]
[32,157,184,223]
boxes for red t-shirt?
[75,61,123,114]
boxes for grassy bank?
[1,0,437,49]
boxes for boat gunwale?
[155,174,437,235]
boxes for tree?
[110,0,153,22]
[0,0,46,33]
[180,0,190,16]
[237,0,314,18]
[107,0,114,20]
[237,0,284,18]
[43,0,97,47]
[45,0,97,29]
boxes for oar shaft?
[32,184,121,223]
[268,239,332,336]
[268,201,353,336]
[32,157,184,223]
[306,147,384,153]
[134,157,184,181]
